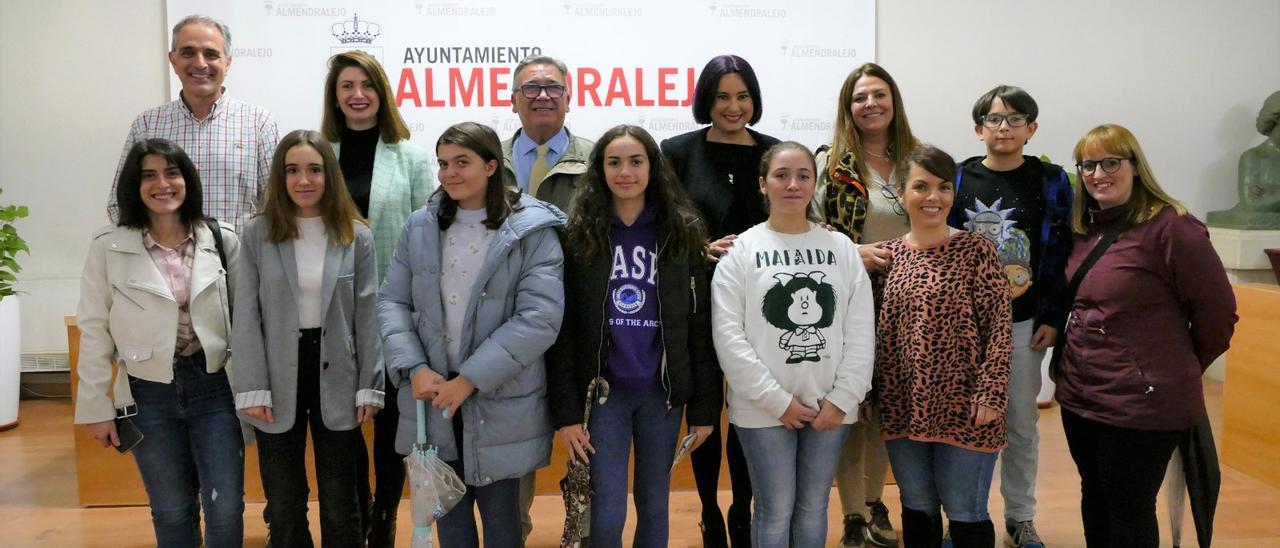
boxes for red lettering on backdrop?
[490,67,511,107]
[396,68,421,107]
[449,68,484,106]
[683,68,695,106]
[657,68,678,107]
[634,68,654,107]
[605,68,631,106]
[423,68,446,107]
[577,68,602,107]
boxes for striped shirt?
[109,92,279,227]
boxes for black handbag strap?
[1050,219,1127,373]
[205,219,228,271]
[205,219,232,320]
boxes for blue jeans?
[128,354,245,548]
[436,396,522,548]
[736,423,850,548]
[588,388,684,547]
[885,438,998,522]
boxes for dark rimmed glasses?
[518,83,567,99]
[1076,157,1129,175]
[980,113,1029,129]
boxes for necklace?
[862,148,889,160]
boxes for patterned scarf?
[824,150,870,243]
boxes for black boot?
[947,519,994,548]
[700,508,729,548]
[727,503,752,548]
[899,508,943,548]
[365,502,397,548]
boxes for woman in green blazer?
[321,49,435,547]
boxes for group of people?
[73,13,1238,548]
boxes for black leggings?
[1061,407,1181,547]
[690,418,752,546]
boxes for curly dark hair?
[565,124,706,260]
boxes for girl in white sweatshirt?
[710,141,875,547]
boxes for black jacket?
[546,223,722,429]
[661,127,781,238]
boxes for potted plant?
[0,188,29,431]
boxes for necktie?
[529,144,550,198]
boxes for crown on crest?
[331,13,381,44]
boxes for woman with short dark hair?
[873,144,1012,547]
[76,138,244,548]
[659,54,780,547]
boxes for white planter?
[0,295,20,430]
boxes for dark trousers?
[1061,407,1181,547]
[436,404,521,548]
[356,372,405,517]
[256,328,364,548]
[690,417,753,547]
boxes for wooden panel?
[1222,284,1280,488]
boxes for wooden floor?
[3,380,1279,547]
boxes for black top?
[661,127,781,240]
[339,125,379,217]
[704,140,768,238]
[955,158,1046,322]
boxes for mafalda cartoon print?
[762,271,837,364]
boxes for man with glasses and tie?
[502,54,595,544]
[502,55,594,213]
[947,85,1074,548]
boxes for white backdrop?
[166,0,876,150]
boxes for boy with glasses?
[946,85,1073,548]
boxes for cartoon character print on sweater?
[762,271,837,364]
[964,197,1033,298]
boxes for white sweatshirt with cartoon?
[711,222,875,428]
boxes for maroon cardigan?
[1056,205,1237,431]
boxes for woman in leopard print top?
[874,144,1012,547]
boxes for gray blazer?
[231,217,384,433]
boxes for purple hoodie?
[606,205,664,392]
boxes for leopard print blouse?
[873,231,1013,452]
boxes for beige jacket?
[74,222,239,424]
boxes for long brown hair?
[566,125,707,260]
[259,129,367,245]
[1070,124,1186,234]
[829,63,917,180]
[321,50,411,144]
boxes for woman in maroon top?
[1059,124,1236,547]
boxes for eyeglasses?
[1076,157,1129,175]
[518,83,567,99]
[879,182,906,216]
[981,113,1029,129]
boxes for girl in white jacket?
[75,138,243,548]
[710,142,875,547]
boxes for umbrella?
[560,377,610,548]
[406,400,467,548]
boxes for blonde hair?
[1070,124,1186,234]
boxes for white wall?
[3,0,1278,353]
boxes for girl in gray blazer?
[378,122,565,548]
[231,130,384,547]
